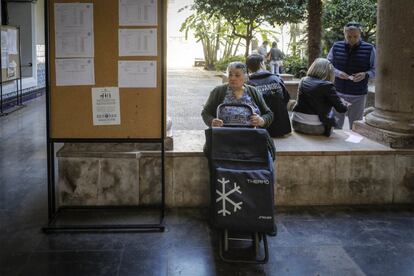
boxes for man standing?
[257,41,269,59]
[268,42,285,74]
[327,22,376,129]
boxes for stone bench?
[57,130,414,207]
[194,58,206,67]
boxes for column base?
[353,121,414,149]
[165,136,173,150]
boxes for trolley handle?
[216,103,255,128]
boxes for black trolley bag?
[205,103,275,263]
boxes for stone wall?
[57,132,414,207]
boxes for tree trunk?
[244,37,251,59]
[233,37,241,56]
[213,22,221,63]
[244,23,253,59]
[307,0,323,66]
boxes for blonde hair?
[306,58,335,82]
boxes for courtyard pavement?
[167,67,222,131]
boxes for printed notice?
[55,31,94,58]
[119,28,157,56]
[55,58,95,86]
[54,3,94,57]
[119,0,157,26]
[118,60,156,88]
[92,87,121,126]
[1,30,8,68]
[7,29,18,54]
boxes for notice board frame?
[0,25,23,115]
[44,0,166,233]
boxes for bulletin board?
[1,25,20,83]
[48,0,165,139]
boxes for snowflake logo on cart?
[216,177,243,216]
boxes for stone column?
[354,0,414,148]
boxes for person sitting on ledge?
[246,53,291,137]
[291,58,349,137]
[201,61,275,159]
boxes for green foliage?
[215,55,245,72]
[193,0,307,57]
[180,9,222,70]
[283,55,308,78]
[322,0,377,54]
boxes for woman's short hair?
[306,58,335,82]
[246,54,263,73]
[227,61,248,77]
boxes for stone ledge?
[172,130,413,156]
[56,130,414,207]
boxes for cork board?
[1,25,20,83]
[49,0,165,139]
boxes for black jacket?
[293,77,348,127]
[247,71,291,137]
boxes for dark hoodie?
[247,70,291,137]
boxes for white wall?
[35,0,44,46]
[8,2,36,78]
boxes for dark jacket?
[331,40,374,95]
[293,77,348,128]
[247,71,291,137]
[201,84,276,160]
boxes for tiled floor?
[1,95,414,276]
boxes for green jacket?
[201,84,274,127]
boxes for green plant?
[283,55,308,78]
[214,55,245,72]
[193,0,306,58]
[322,0,377,55]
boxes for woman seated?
[291,58,349,137]
[201,61,275,158]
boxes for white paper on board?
[55,31,94,58]
[92,87,121,126]
[55,58,95,86]
[119,0,157,26]
[1,30,8,68]
[55,3,94,32]
[1,30,8,51]
[118,60,156,88]
[7,29,17,54]
[119,28,157,56]
[1,52,8,69]
[54,3,94,57]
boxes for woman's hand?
[250,113,265,127]
[211,118,224,127]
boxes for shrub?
[283,55,308,78]
[214,55,246,72]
